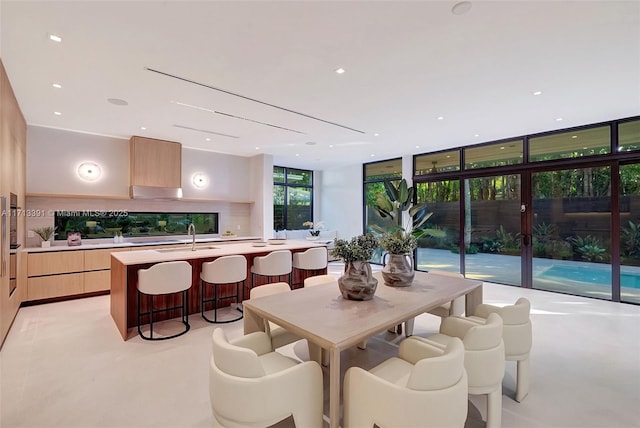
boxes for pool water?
[541,265,640,289]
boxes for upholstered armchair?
[469,297,532,402]
[418,313,505,428]
[248,282,323,364]
[343,336,468,428]
[209,328,323,428]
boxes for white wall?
[181,148,250,201]
[317,164,363,240]
[249,154,273,239]
[27,126,130,197]
[24,126,261,246]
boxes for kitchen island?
[110,240,328,340]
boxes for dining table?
[242,270,483,428]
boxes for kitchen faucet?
[188,223,196,251]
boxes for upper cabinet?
[130,136,181,188]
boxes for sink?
[155,246,219,253]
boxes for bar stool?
[201,255,246,323]
[250,250,292,290]
[137,261,192,341]
[292,247,328,288]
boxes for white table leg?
[329,348,341,428]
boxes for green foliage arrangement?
[331,234,380,263]
[32,226,56,241]
[370,179,444,240]
[380,231,417,254]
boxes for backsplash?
[25,196,251,247]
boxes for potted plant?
[371,178,445,286]
[302,220,325,240]
[32,226,56,248]
[330,233,379,300]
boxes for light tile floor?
[1,262,639,428]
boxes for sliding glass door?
[464,174,522,286]
[531,166,612,299]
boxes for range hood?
[129,136,183,200]
[130,185,183,200]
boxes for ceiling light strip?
[175,101,305,134]
[214,111,305,134]
[173,124,239,139]
[146,67,365,134]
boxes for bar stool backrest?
[251,250,292,276]
[304,274,337,287]
[201,255,247,284]
[250,282,291,299]
[138,261,192,295]
[293,247,328,270]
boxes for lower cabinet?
[25,248,129,301]
[27,273,84,301]
[84,270,110,293]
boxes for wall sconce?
[192,172,209,189]
[77,162,102,182]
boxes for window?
[529,126,610,162]
[273,166,313,231]
[53,212,219,240]
[415,150,460,175]
[464,140,523,169]
[364,158,402,263]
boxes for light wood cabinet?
[84,270,110,293]
[84,248,129,271]
[26,247,132,300]
[27,251,84,277]
[130,136,181,188]
[28,273,84,301]
[1,58,27,347]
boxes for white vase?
[41,241,51,248]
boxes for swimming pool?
[540,265,640,289]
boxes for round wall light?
[77,162,102,182]
[192,172,209,189]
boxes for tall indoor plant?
[331,234,379,300]
[371,179,444,286]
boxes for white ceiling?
[1,1,639,171]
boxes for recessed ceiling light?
[255,146,260,150]
[335,68,346,74]
[571,135,578,139]
[436,116,444,120]
[54,111,62,115]
[446,155,451,158]
[415,145,420,149]
[288,143,295,147]
[556,117,564,121]
[205,138,211,141]
[329,144,334,148]
[52,83,62,89]
[295,153,300,157]
[49,34,62,42]
[474,134,480,138]
[500,146,505,150]
[140,126,147,130]
[373,133,379,137]
[107,98,128,106]
[451,1,472,15]
[370,154,375,157]
[583,147,588,150]
[532,91,543,96]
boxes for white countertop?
[25,236,261,253]
[112,240,328,265]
